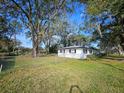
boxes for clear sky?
[17,32,32,48]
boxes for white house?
[58,46,95,59]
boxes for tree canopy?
[0,0,123,56]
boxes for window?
[75,49,76,53]
[71,49,76,53]
[60,49,62,53]
[83,49,87,54]
[69,49,76,53]
[89,49,92,53]
[63,49,65,53]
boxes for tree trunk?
[117,44,124,55]
[32,29,37,57]
[13,34,16,54]
[46,47,49,54]
[32,42,37,58]
[36,37,40,56]
[46,43,50,54]
[32,38,40,57]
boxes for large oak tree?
[1,0,67,57]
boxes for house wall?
[58,48,88,59]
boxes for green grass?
[0,55,124,93]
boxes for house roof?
[58,46,94,50]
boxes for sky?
[17,32,32,48]
[16,2,97,48]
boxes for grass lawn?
[0,55,124,93]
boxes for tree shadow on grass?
[0,56,15,71]
[101,62,124,72]
[102,56,124,61]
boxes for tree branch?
[28,0,32,16]
[11,0,29,20]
